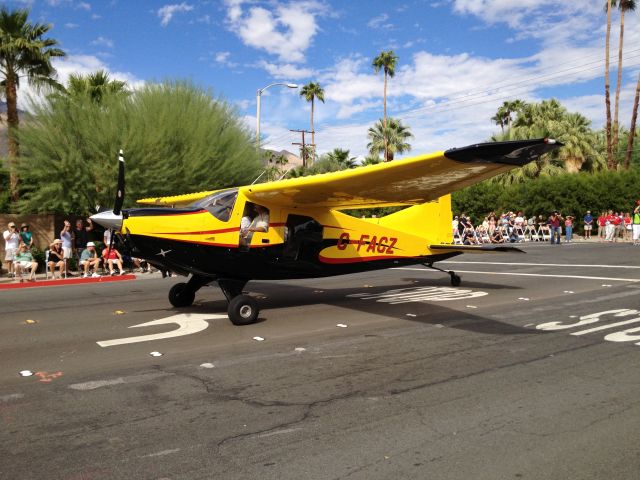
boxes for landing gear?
[168,282,195,307]
[228,295,259,326]
[167,275,260,325]
[423,263,462,287]
[168,275,210,308]
[219,278,260,326]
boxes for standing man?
[19,223,34,248]
[60,220,73,262]
[583,210,593,240]
[72,219,89,267]
[633,201,640,246]
[548,212,562,245]
[3,221,20,277]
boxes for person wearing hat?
[19,223,34,248]
[79,242,101,278]
[13,243,38,282]
[48,239,66,279]
[3,221,20,277]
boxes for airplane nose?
[90,210,123,230]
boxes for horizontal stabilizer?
[429,244,525,253]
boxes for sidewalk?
[0,269,164,290]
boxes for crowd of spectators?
[2,217,153,282]
[453,203,640,246]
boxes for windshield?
[192,189,238,222]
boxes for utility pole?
[291,129,314,168]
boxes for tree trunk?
[605,0,614,169]
[613,6,626,161]
[5,71,20,202]
[383,70,389,162]
[625,73,640,169]
[310,97,315,162]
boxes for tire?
[227,295,259,326]
[450,274,461,287]
[168,282,195,308]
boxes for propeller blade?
[113,149,125,216]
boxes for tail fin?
[378,195,452,245]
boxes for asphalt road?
[1,243,640,480]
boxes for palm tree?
[625,73,640,169]
[360,156,382,166]
[0,6,65,201]
[372,50,398,161]
[325,148,357,169]
[612,0,637,163]
[557,113,601,173]
[367,117,413,162]
[492,100,525,133]
[299,82,324,155]
[65,70,128,102]
[604,0,614,169]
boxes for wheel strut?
[422,263,462,287]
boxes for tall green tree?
[626,73,640,168]
[299,82,324,156]
[612,0,637,161]
[0,6,65,202]
[367,117,413,162]
[16,80,262,214]
[604,0,614,169]
[65,70,128,102]
[372,50,398,161]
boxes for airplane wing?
[242,139,560,209]
[136,190,218,206]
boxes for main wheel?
[168,282,195,308]
[227,294,259,326]
[450,274,461,287]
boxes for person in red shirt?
[605,210,618,242]
[102,246,125,275]
[597,211,607,242]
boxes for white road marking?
[537,309,637,331]
[0,393,24,403]
[142,449,181,458]
[395,267,640,283]
[436,261,640,269]
[69,372,170,391]
[97,314,226,347]
[348,286,487,304]
[572,317,640,336]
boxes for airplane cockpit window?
[192,189,238,222]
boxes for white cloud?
[157,3,194,27]
[258,60,315,80]
[91,36,114,48]
[224,0,325,63]
[76,2,91,11]
[367,13,391,29]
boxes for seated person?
[80,242,102,278]
[242,204,269,246]
[102,245,126,275]
[14,243,38,282]
[491,228,506,244]
[48,239,66,278]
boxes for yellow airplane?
[91,138,561,325]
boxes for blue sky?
[7,0,640,158]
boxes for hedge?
[452,168,640,227]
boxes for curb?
[0,274,137,290]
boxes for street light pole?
[256,82,298,149]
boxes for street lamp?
[256,82,298,149]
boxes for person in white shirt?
[3,221,20,277]
[60,220,73,260]
[243,204,270,246]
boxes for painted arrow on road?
[97,313,227,347]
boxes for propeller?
[90,150,125,260]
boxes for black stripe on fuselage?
[126,234,460,280]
